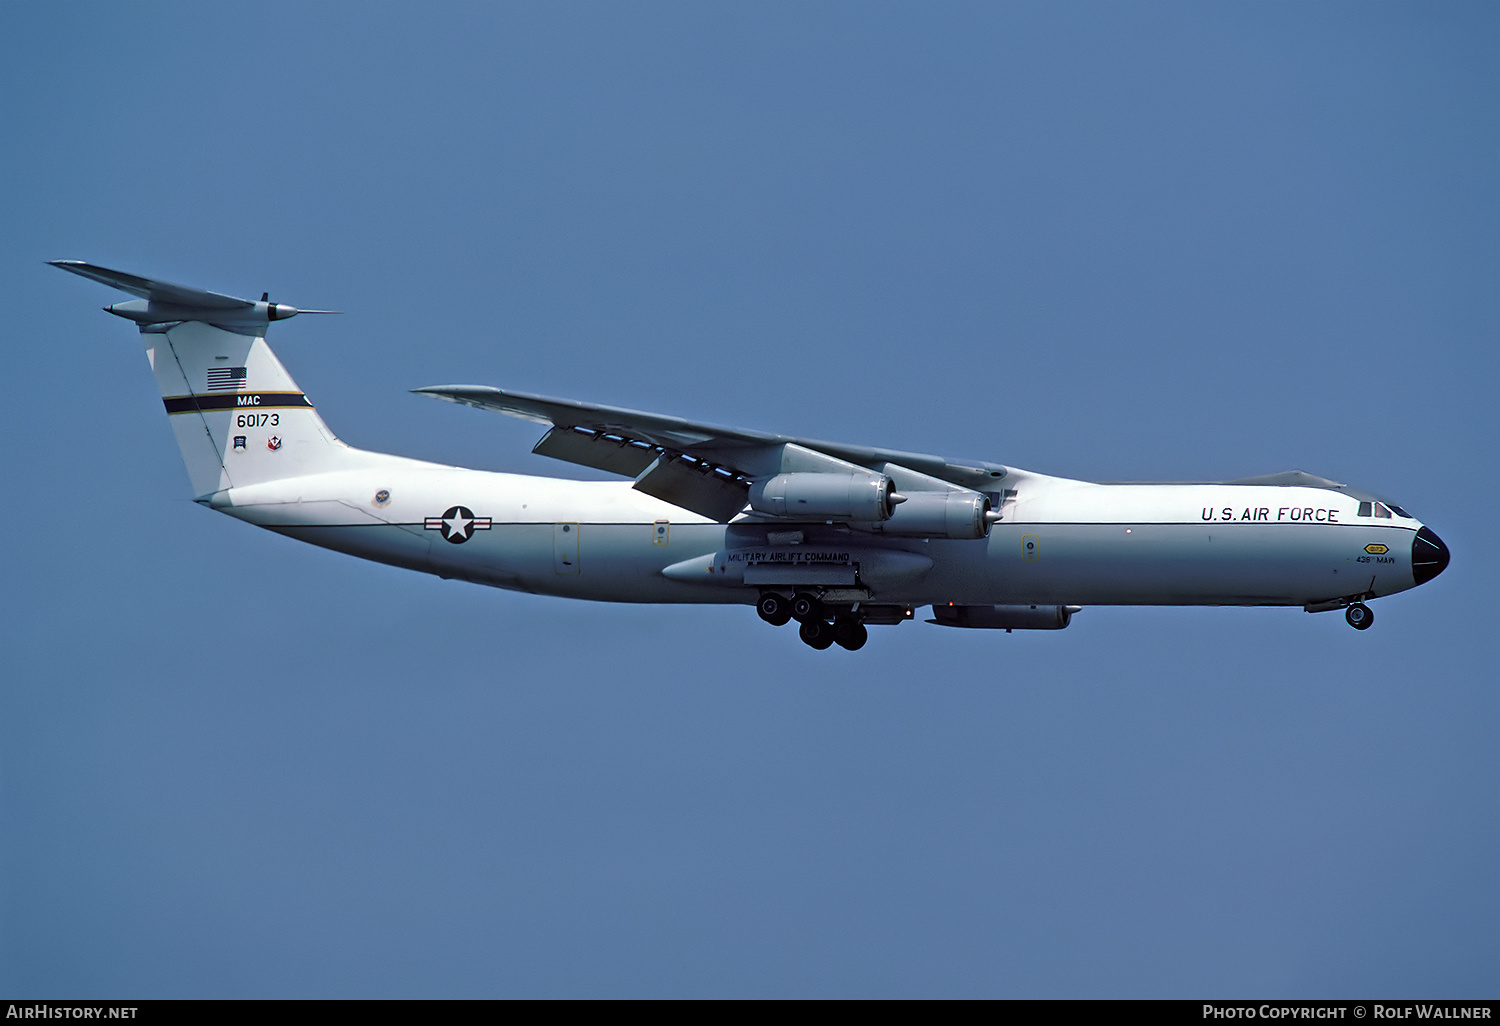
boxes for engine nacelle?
[868,490,992,539]
[749,472,897,521]
[928,604,1081,630]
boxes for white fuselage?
[211,457,1428,609]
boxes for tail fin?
[53,261,359,498]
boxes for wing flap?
[633,454,751,522]
[532,426,660,477]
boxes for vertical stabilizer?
[53,261,363,498]
[146,320,351,496]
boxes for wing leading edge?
[414,385,1009,524]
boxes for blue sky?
[2,1,1495,997]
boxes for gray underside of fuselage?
[264,516,1419,609]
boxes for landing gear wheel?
[1345,602,1374,630]
[791,592,823,624]
[757,593,792,627]
[832,618,868,651]
[799,619,834,650]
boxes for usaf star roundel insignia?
[424,505,492,544]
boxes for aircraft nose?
[1412,526,1450,586]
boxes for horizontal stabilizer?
[51,260,253,310]
[51,260,338,335]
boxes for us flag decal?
[206,366,248,391]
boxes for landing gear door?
[554,522,580,575]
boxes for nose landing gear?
[1345,602,1374,630]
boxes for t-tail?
[53,260,369,499]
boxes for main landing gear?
[756,592,792,627]
[758,591,870,651]
[1345,602,1374,630]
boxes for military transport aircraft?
[54,261,1449,650]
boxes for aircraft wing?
[414,384,1008,522]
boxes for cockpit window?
[1356,500,1406,519]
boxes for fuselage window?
[1358,501,1373,518]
